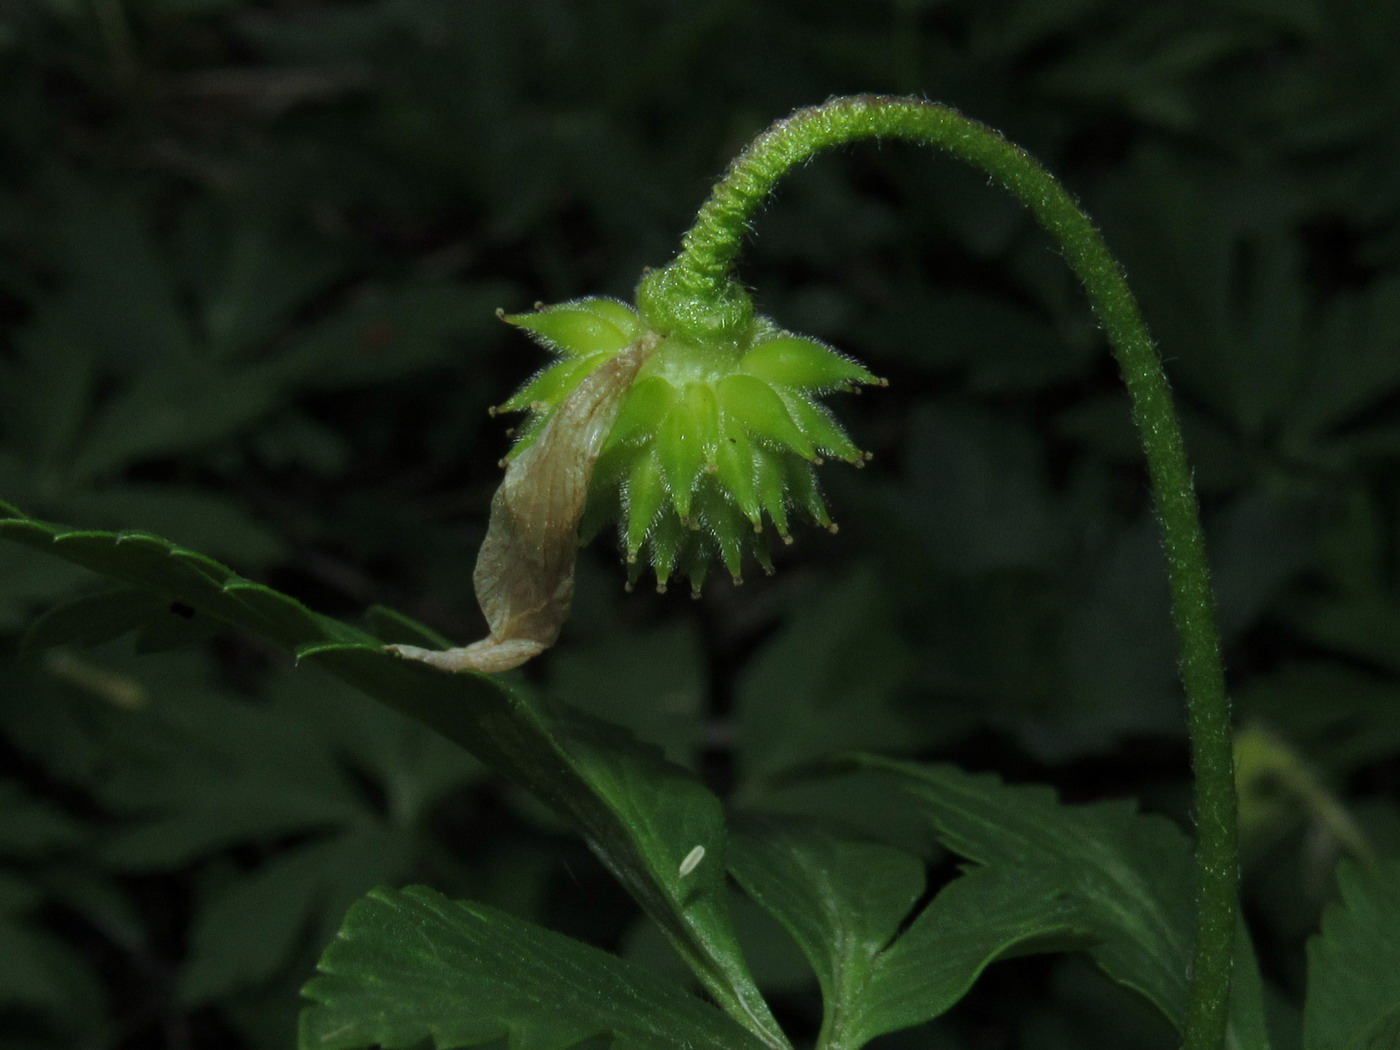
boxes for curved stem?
[647,95,1238,1050]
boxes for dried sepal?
[388,334,656,672]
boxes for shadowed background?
[2,1,1398,1047]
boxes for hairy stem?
[643,95,1237,1050]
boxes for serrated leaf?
[848,756,1271,1050]
[62,483,288,566]
[0,502,784,1047]
[311,631,778,1043]
[29,641,483,1002]
[181,826,414,1007]
[221,579,336,651]
[848,864,1096,1045]
[299,885,771,1050]
[23,219,513,480]
[729,817,1096,1047]
[0,514,372,652]
[1304,857,1400,1050]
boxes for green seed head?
[495,296,884,595]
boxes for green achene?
[500,297,883,594]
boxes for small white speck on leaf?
[679,845,705,877]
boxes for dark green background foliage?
[1,0,1398,1047]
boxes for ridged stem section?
[648,95,1237,1050]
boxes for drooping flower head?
[493,292,883,595]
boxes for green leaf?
[848,865,1096,1045]
[83,653,385,869]
[44,186,194,370]
[535,700,786,1048]
[181,827,415,1007]
[735,569,918,786]
[13,188,512,483]
[296,644,784,1046]
[23,642,482,1003]
[543,622,706,768]
[1285,275,1400,460]
[1290,589,1400,678]
[848,756,1271,1050]
[0,501,785,1048]
[729,817,1096,1048]
[61,483,288,566]
[0,917,108,1033]
[1304,858,1400,1050]
[0,509,371,654]
[175,203,349,360]
[64,368,284,481]
[299,885,771,1050]
[728,817,924,1024]
[0,782,85,856]
[0,534,96,633]
[20,587,198,657]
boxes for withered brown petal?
[388,334,657,673]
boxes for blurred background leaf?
[1,0,1398,1046]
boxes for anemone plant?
[12,95,1400,1050]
